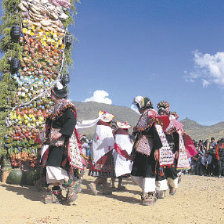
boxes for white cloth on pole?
[76,117,101,132]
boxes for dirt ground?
[0,174,224,224]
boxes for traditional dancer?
[156,101,185,198]
[131,96,162,206]
[88,111,115,195]
[112,121,133,190]
[41,80,83,205]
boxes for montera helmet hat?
[133,96,153,110]
[157,100,170,115]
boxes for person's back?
[216,139,224,176]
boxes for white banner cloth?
[76,117,101,132]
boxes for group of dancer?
[87,96,192,206]
[39,78,195,206]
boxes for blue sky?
[1,0,224,125]
[69,0,224,125]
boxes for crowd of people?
[81,137,224,179]
[36,78,222,207]
[189,138,224,177]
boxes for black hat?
[52,81,69,99]
[60,73,70,86]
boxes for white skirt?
[46,166,69,184]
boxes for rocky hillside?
[73,101,224,141]
[181,118,224,141]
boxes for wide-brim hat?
[117,121,131,129]
[52,81,69,99]
[99,110,114,123]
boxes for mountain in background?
[181,118,224,141]
[73,101,224,141]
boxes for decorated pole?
[0,0,78,184]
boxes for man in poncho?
[113,121,133,190]
[88,111,115,195]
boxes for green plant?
[0,0,79,165]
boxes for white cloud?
[202,79,210,88]
[84,90,112,104]
[186,51,224,87]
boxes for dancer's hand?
[154,149,159,161]
[52,132,62,141]
[175,151,179,159]
[132,126,137,135]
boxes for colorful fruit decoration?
[0,0,78,177]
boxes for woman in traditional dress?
[155,101,180,198]
[88,111,115,195]
[131,96,162,206]
[42,80,83,204]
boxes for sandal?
[44,190,61,204]
[156,190,166,199]
[65,187,78,205]
[141,192,157,206]
[73,180,82,193]
[169,187,176,195]
[88,183,97,195]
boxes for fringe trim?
[48,104,77,121]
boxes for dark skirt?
[131,151,156,178]
[89,150,115,178]
[46,146,65,167]
[156,159,178,181]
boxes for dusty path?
[0,174,224,224]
